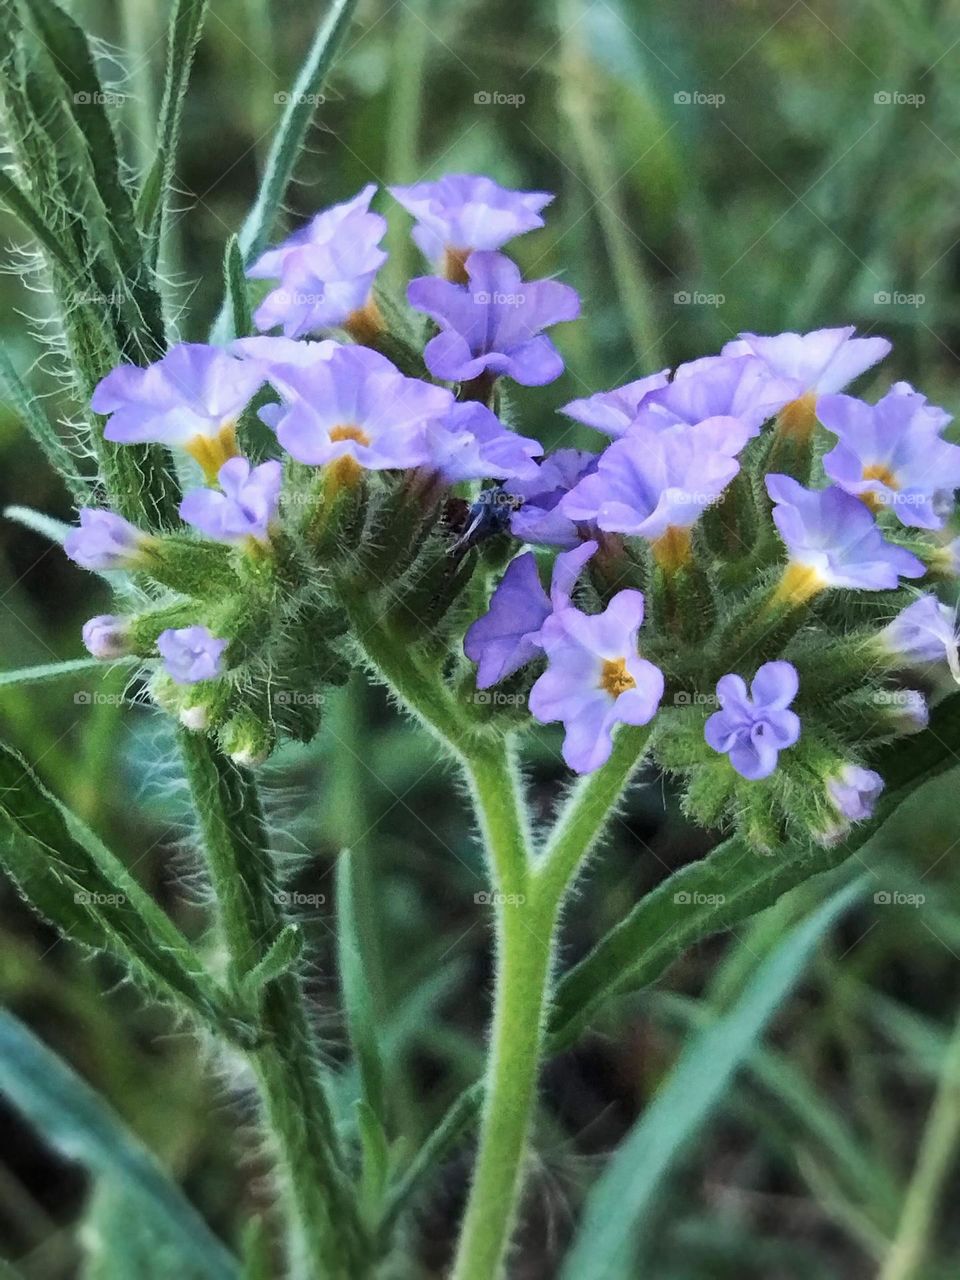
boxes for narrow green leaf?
[560,880,864,1279]
[0,657,136,688]
[0,742,257,1045]
[0,167,78,272]
[5,503,71,545]
[336,848,387,1125]
[0,349,89,502]
[142,0,209,256]
[548,695,960,1050]
[209,0,362,341]
[355,1099,390,1215]
[82,1180,209,1280]
[239,1217,272,1280]
[239,922,303,1003]
[223,234,253,340]
[0,1011,238,1280]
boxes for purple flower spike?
[65,509,148,571]
[157,625,228,685]
[819,383,960,530]
[389,174,553,268]
[91,344,264,476]
[561,370,671,438]
[506,449,599,547]
[180,457,282,543]
[425,402,541,484]
[704,661,801,781]
[82,615,131,660]
[560,421,747,541]
[407,251,580,386]
[529,591,664,774]
[827,765,884,823]
[263,345,453,471]
[464,540,596,688]
[722,326,891,397]
[877,595,960,682]
[634,354,800,435]
[248,185,388,337]
[765,474,925,598]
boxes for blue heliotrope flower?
[876,595,960,682]
[389,174,553,274]
[180,457,283,544]
[247,185,388,337]
[91,343,265,478]
[561,370,671,438]
[65,509,149,570]
[631,354,800,435]
[818,382,960,529]
[704,661,801,780]
[559,420,749,553]
[157,626,228,685]
[827,765,884,822]
[506,449,599,548]
[529,590,664,773]
[722,326,891,399]
[425,402,541,484]
[232,336,338,397]
[765,474,926,601]
[260,345,453,472]
[464,540,596,688]
[82,615,131,659]
[407,251,581,386]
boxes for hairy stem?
[179,732,366,1278]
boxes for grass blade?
[0,1011,238,1280]
[560,879,865,1279]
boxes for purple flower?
[247,185,388,337]
[819,383,960,529]
[261,345,453,471]
[722,327,891,397]
[407,251,580,386]
[425,402,541,483]
[529,590,664,773]
[632,354,800,435]
[232,336,339,397]
[704,661,801,780]
[561,370,671,438]
[157,625,228,684]
[765,474,925,601]
[506,449,599,547]
[82,615,131,659]
[464,540,596,688]
[65,509,149,570]
[91,344,264,478]
[389,174,553,271]
[180,457,282,543]
[827,764,884,823]
[876,595,960,682]
[559,421,748,543]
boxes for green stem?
[878,1002,960,1280]
[179,732,366,1279]
[452,742,553,1280]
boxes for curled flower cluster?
[65,174,960,847]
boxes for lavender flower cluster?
[65,174,960,851]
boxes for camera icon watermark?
[873,889,925,906]
[474,891,527,906]
[874,90,924,107]
[674,290,725,308]
[274,91,325,106]
[474,90,525,108]
[873,289,925,308]
[274,891,326,907]
[674,90,725,107]
[673,890,726,905]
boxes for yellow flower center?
[651,525,693,573]
[343,296,385,345]
[859,462,899,513]
[770,561,827,607]
[776,391,818,442]
[329,423,372,447]
[443,246,472,283]
[184,422,239,481]
[599,657,636,698]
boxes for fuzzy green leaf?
[548,693,960,1051]
[559,879,865,1278]
[0,742,257,1045]
[0,349,89,501]
[336,848,387,1126]
[0,657,137,688]
[0,1011,238,1280]
[223,234,253,340]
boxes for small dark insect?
[448,487,522,552]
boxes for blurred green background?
[2,0,960,1276]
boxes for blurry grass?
[1,0,960,1276]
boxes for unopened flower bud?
[82,615,132,659]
